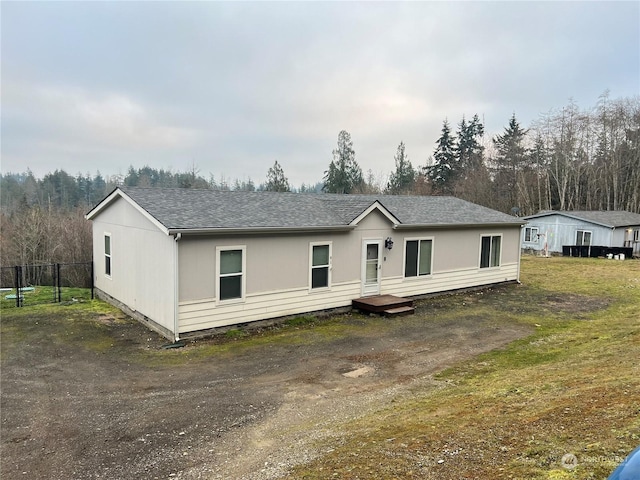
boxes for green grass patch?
[224,328,248,339]
[284,314,317,327]
[0,285,93,309]
[287,256,640,479]
[135,312,382,367]
[0,299,139,362]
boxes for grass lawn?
[1,256,638,479]
[287,256,640,479]
[0,285,92,309]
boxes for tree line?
[0,164,322,267]
[1,92,638,269]
[322,93,640,216]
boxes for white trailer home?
[521,210,640,257]
[87,187,525,340]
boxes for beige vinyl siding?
[176,212,522,334]
[92,196,176,332]
[177,261,519,333]
[178,280,361,332]
[381,262,519,298]
[178,231,354,301]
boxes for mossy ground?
[2,256,638,479]
[286,256,640,479]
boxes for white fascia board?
[349,201,400,227]
[85,188,119,220]
[393,221,525,230]
[167,225,355,236]
[85,187,170,235]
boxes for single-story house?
[86,187,525,341]
[521,210,640,256]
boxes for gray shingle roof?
[524,210,640,228]
[104,186,522,232]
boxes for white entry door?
[362,240,382,296]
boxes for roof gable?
[86,187,523,234]
[349,201,400,226]
[85,187,170,234]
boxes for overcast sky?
[2,1,639,187]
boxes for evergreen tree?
[92,171,107,204]
[265,160,290,192]
[455,114,485,171]
[428,119,457,194]
[124,166,139,186]
[386,141,415,194]
[492,114,529,211]
[322,130,363,194]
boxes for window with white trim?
[576,230,592,246]
[404,239,433,277]
[310,243,331,289]
[633,229,639,242]
[480,235,501,268]
[217,247,245,302]
[524,227,538,242]
[104,233,112,277]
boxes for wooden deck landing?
[352,295,415,316]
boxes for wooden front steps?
[352,295,415,317]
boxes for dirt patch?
[422,283,611,318]
[0,282,609,480]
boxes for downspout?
[173,233,182,341]
[517,225,523,284]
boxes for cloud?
[2,81,200,174]
[1,1,638,185]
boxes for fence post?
[52,263,57,303]
[56,263,62,303]
[14,266,22,307]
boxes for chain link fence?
[0,262,93,308]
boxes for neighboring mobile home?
[521,210,640,256]
[86,187,525,340]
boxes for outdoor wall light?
[385,237,394,250]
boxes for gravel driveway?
[1,292,529,479]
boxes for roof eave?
[523,212,614,228]
[393,221,526,230]
[167,225,356,236]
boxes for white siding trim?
[177,262,519,334]
[179,281,361,332]
[381,262,519,298]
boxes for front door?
[362,240,382,296]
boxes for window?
[480,235,501,268]
[634,229,639,242]
[217,247,245,302]
[310,243,331,289]
[524,227,538,242]
[104,234,112,277]
[576,230,592,246]
[404,239,433,277]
